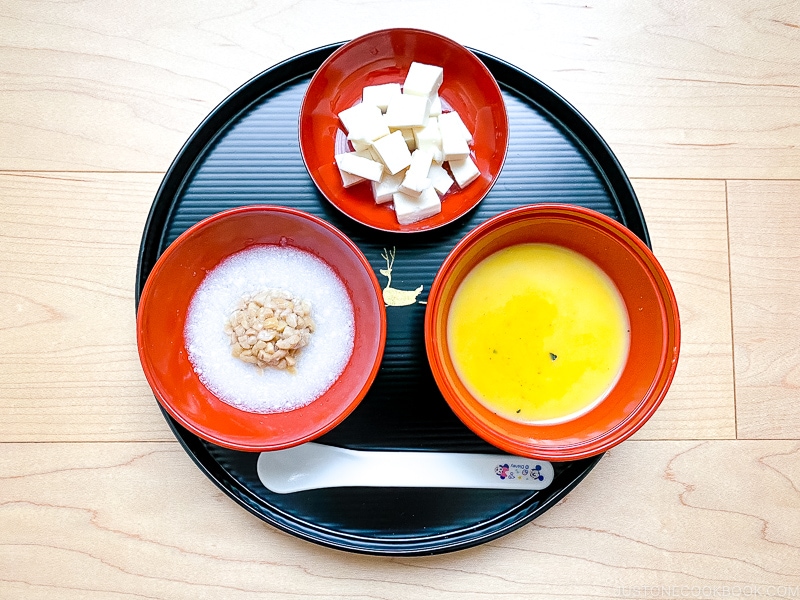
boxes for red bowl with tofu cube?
[299,28,509,233]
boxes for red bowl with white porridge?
[136,206,387,452]
[299,28,508,233]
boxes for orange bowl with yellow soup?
[424,204,680,461]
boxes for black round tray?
[136,43,649,556]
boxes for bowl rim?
[136,204,387,452]
[298,26,509,233]
[424,203,680,461]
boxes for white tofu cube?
[448,156,481,188]
[408,147,435,176]
[393,186,442,225]
[429,95,442,117]
[371,171,404,204]
[441,130,470,161]
[349,137,371,152]
[439,110,473,143]
[413,120,442,163]
[413,119,441,150]
[338,103,389,141]
[400,147,435,195]
[403,62,444,98]
[334,152,384,182]
[428,163,454,196]
[362,83,401,112]
[336,150,375,187]
[439,111,471,160]
[371,130,413,175]
[400,149,433,196]
[339,169,365,188]
[366,145,383,163]
[385,94,431,129]
[398,174,429,196]
[399,128,416,151]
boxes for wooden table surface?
[2,1,800,597]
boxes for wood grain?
[2,1,800,596]
[728,180,800,439]
[0,172,171,441]
[1,0,799,177]
[630,179,735,439]
[1,440,799,598]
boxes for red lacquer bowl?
[299,28,509,233]
[425,204,680,461]
[137,206,386,452]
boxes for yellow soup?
[447,243,630,424]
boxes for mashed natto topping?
[225,289,314,372]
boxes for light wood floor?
[2,1,799,597]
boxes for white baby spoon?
[257,442,554,494]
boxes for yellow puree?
[447,243,630,423]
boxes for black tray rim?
[161,409,603,556]
[135,41,648,556]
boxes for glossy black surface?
[136,44,647,555]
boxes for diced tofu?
[332,63,481,224]
[355,148,375,159]
[339,169,365,188]
[393,187,442,225]
[439,110,473,143]
[349,137,371,152]
[399,148,434,196]
[439,111,471,160]
[338,103,373,133]
[429,95,442,117]
[371,171,405,204]
[413,119,441,150]
[399,172,430,196]
[362,83,402,112]
[399,128,416,151]
[448,156,481,188]
[403,62,444,98]
[428,163,454,196]
[413,120,443,162]
[385,94,431,129]
[336,149,374,187]
[338,103,389,141]
[334,152,384,182]
[371,130,413,175]
[441,130,470,161]
[408,147,435,176]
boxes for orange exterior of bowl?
[425,204,680,461]
[137,206,387,452]
[299,28,508,233]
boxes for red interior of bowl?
[137,206,386,452]
[299,28,509,233]
[425,204,680,461]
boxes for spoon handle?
[257,443,554,494]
